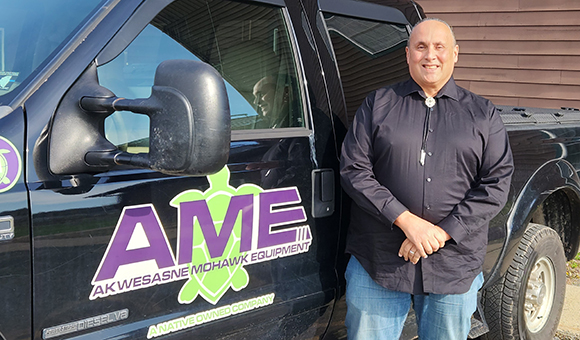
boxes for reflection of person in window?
[252,75,289,129]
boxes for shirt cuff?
[380,199,408,227]
[437,214,469,244]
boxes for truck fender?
[497,158,580,279]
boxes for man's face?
[253,78,277,117]
[406,20,458,97]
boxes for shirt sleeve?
[437,105,514,244]
[340,92,409,226]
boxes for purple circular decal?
[0,136,22,193]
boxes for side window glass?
[321,13,409,120]
[99,0,305,153]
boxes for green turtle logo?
[171,167,263,305]
[0,137,22,193]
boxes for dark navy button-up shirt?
[340,78,514,295]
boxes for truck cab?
[2,1,575,339]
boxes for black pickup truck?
[0,0,575,339]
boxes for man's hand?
[399,239,422,264]
[394,211,451,259]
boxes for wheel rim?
[523,256,556,333]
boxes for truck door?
[27,0,339,339]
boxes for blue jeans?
[345,256,483,340]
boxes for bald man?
[340,18,513,340]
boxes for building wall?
[417,0,580,109]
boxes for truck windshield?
[0,0,105,106]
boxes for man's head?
[406,18,458,97]
[253,75,278,118]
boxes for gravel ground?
[567,254,580,286]
[556,254,580,340]
[556,330,580,340]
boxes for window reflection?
[98,0,305,153]
[323,13,409,121]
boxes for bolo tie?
[420,97,435,166]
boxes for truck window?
[98,0,305,153]
[320,13,409,121]
[0,0,104,105]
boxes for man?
[252,75,289,129]
[340,18,514,340]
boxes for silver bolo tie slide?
[420,97,436,166]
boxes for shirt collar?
[401,77,460,101]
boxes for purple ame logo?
[0,136,22,193]
[90,166,312,304]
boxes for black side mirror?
[49,59,230,176]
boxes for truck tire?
[481,223,566,340]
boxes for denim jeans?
[345,256,483,340]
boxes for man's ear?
[405,46,410,64]
[454,45,459,63]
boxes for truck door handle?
[312,169,335,218]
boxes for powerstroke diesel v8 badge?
[90,166,311,304]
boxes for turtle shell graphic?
[0,136,22,193]
[0,149,10,184]
[171,166,263,305]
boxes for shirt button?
[427,152,433,157]
[426,205,431,210]
[429,128,434,133]
[426,177,432,182]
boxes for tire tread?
[481,223,566,340]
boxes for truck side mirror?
[49,59,230,177]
